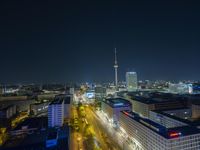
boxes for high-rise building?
[119,110,200,150]
[48,94,72,127]
[95,86,107,101]
[126,72,137,91]
[48,99,64,128]
[101,98,131,126]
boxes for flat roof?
[13,117,48,130]
[49,98,63,105]
[152,109,200,127]
[31,102,49,106]
[121,110,200,139]
[64,96,71,104]
[49,94,72,105]
[128,96,188,104]
[103,98,131,108]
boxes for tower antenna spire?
[114,48,118,90]
[115,48,117,64]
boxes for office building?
[48,98,64,128]
[101,98,131,125]
[48,94,72,127]
[63,95,72,119]
[30,102,49,116]
[192,104,200,119]
[69,88,74,95]
[95,86,107,100]
[119,110,200,150]
[168,83,193,94]
[126,72,137,91]
[149,109,189,128]
[85,90,95,99]
[126,96,188,118]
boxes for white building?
[101,98,131,125]
[48,94,72,127]
[48,98,64,127]
[126,72,138,92]
[119,110,200,150]
[168,83,193,94]
[69,88,74,95]
[149,110,188,128]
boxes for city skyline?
[1,0,200,83]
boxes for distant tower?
[114,48,118,89]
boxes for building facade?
[192,104,200,119]
[48,94,72,127]
[30,102,49,116]
[95,86,107,101]
[126,72,137,92]
[0,105,16,119]
[48,99,64,127]
[119,110,200,150]
[149,110,188,128]
[101,98,131,125]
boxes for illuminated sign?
[124,111,129,116]
[46,139,57,148]
[169,132,181,138]
[114,103,124,106]
[86,92,95,99]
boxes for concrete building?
[48,99,64,128]
[0,105,16,119]
[30,102,49,116]
[149,109,189,128]
[192,104,200,119]
[11,117,48,136]
[63,95,72,119]
[101,98,131,125]
[126,96,187,118]
[69,88,74,95]
[168,83,193,94]
[119,110,200,150]
[48,94,72,127]
[95,86,107,101]
[126,72,137,91]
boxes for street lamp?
[77,136,81,150]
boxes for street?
[86,106,122,150]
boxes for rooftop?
[152,109,200,127]
[121,110,200,139]
[104,98,131,108]
[49,98,63,105]
[49,94,72,105]
[13,117,48,130]
[129,95,188,104]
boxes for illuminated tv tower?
[114,48,118,89]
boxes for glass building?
[126,72,138,92]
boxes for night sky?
[1,0,200,83]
